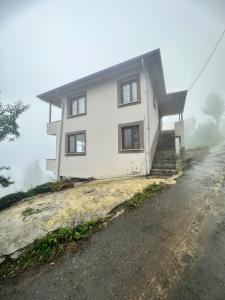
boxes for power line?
[189,29,225,92]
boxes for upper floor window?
[66,131,86,155]
[68,93,86,117]
[118,75,141,107]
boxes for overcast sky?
[0,0,225,195]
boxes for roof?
[37,48,187,115]
[160,91,188,116]
[37,49,166,107]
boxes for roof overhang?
[37,49,166,108]
[37,49,187,115]
[159,90,188,117]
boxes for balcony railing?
[46,159,57,172]
[47,120,61,135]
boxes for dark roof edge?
[37,49,160,101]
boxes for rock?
[82,188,95,194]
[0,256,5,264]
[10,250,22,260]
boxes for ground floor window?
[122,126,139,149]
[66,131,86,155]
[118,121,144,152]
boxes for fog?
[0,0,225,196]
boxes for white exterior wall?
[54,68,158,179]
[146,71,159,167]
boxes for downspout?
[141,58,151,175]
[56,90,64,181]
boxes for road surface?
[1,144,225,299]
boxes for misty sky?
[0,0,225,195]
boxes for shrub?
[0,191,27,211]
[0,219,104,277]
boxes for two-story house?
[37,49,187,179]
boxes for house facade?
[37,49,187,179]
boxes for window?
[118,75,140,106]
[118,121,144,152]
[122,126,139,149]
[66,131,86,155]
[68,94,86,117]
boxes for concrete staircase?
[151,130,177,176]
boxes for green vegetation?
[110,182,163,213]
[0,219,104,280]
[187,145,210,152]
[0,180,74,212]
[185,94,225,149]
[22,207,42,217]
[0,182,164,281]
[0,101,29,188]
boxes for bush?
[0,219,104,277]
[0,191,27,211]
[0,180,74,212]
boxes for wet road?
[1,144,225,299]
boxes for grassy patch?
[22,207,42,217]
[110,182,164,213]
[0,219,104,281]
[0,182,164,281]
[187,144,210,151]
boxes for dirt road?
[1,144,225,299]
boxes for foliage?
[0,101,29,188]
[0,180,74,211]
[0,182,164,281]
[0,219,104,280]
[187,145,210,151]
[110,182,163,212]
[22,160,43,190]
[203,94,225,125]
[0,167,14,188]
[0,101,29,142]
[191,121,221,147]
[22,207,42,217]
[0,191,27,211]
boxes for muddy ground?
[0,144,225,299]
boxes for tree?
[203,94,225,125]
[0,101,29,188]
[191,121,221,147]
[22,160,43,190]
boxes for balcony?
[46,159,57,172]
[47,120,61,135]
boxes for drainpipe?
[141,58,151,175]
[56,90,64,181]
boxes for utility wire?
[189,29,225,92]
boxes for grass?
[110,182,163,213]
[187,144,211,151]
[22,207,42,217]
[0,182,165,281]
[0,219,105,281]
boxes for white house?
[37,49,187,179]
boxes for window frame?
[67,92,86,118]
[65,130,86,156]
[118,121,144,153]
[117,74,141,107]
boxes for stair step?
[154,153,176,160]
[150,168,177,176]
[152,163,176,169]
